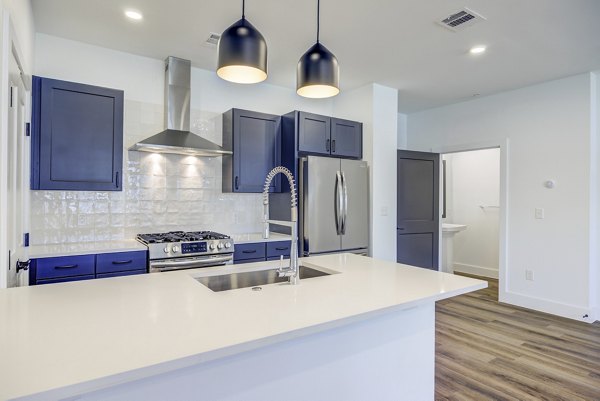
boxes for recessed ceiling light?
[469,45,486,55]
[125,10,143,20]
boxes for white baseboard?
[500,291,596,323]
[453,263,498,279]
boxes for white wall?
[407,73,597,322]
[333,84,398,261]
[30,34,335,244]
[443,149,500,278]
[1,0,34,71]
[591,71,600,318]
[397,113,407,150]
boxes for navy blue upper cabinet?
[331,117,362,159]
[298,112,331,154]
[222,108,281,193]
[31,76,124,191]
[293,111,362,159]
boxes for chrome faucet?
[262,166,299,285]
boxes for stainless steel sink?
[196,265,331,292]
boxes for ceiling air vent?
[205,33,221,46]
[437,8,485,32]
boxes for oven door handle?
[151,255,233,269]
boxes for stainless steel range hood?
[129,56,231,156]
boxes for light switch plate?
[535,208,544,219]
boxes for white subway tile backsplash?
[29,100,263,245]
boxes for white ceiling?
[31,0,600,112]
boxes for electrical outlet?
[381,206,388,216]
[525,270,534,281]
[535,208,545,219]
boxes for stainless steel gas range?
[136,231,234,273]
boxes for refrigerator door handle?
[341,171,348,235]
[335,171,343,235]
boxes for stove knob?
[172,246,180,253]
[217,243,224,250]
[163,246,170,253]
[209,243,216,250]
[224,242,231,249]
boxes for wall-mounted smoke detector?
[205,33,221,47]
[437,8,486,32]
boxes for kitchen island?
[0,253,485,401]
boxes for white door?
[5,48,29,288]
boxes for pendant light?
[296,0,339,98]
[217,0,267,84]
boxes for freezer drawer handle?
[275,247,289,251]
[242,250,257,254]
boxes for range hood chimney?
[129,56,231,156]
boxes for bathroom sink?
[196,265,332,292]
[442,223,467,233]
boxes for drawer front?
[233,257,265,265]
[36,274,95,285]
[97,269,146,279]
[96,251,147,273]
[233,243,266,261]
[266,241,292,258]
[36,255,95,280]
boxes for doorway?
[441,148,501,291]
[0,21,30,289]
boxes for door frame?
[0,11,31,288]
[432,138,509,304]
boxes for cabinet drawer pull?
[275,247,289,251]
[115,171,120,188]
[235,176,239,190]
[326,139,330,152]
[242,250,257,254]
[332,139,336,152]
[55,264,78,270]
[112,260,133,265]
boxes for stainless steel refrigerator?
[299,156,369,256]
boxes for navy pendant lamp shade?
[297,0,339,98]
[217,1,267,84]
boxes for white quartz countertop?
[26,239,147,259]
[0,254,485,400]
[232,232,292,244]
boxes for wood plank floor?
[435,273,600,401]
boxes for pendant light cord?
[316,0,320,43]
[242,0,245,19]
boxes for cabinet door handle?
[55,264,78,270]
[112,260,133,265]
[115,171,120,188]
[235,176,239,190]
[242,250,257,254]
[326,139,330,152]
[275,247,289,251]
[332,139,336,153]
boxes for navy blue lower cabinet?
[233,243,267,263]
[96,251,147,274]
[233,241,292,264]
[35,255,96,280]
[30,250,148,285]
[266,241,291,259]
